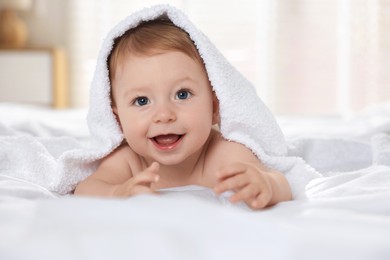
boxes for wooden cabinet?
[0,48,68,108]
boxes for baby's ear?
[112,106,123,131]
[112,105,118,115]
[212,93,220,125]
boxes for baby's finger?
[131,185,157,196]
[133,162,160,186]
[214,173,248,194]
[216,162,247,180]
[229,184,259,204]
[250,191,272,209]
[146,162,160,173]
[132,171,159,186]
[113,177,158,197]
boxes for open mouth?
[151,134,184,150]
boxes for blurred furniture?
[0,0,32,48]
[0,47,68,108]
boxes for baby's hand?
[112,162,160,197]
[213,162,272,210]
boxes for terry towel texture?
[85,4,321,198]
[0,5,322,198]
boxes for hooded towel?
[1,4,321,198]
[83,4,321,198]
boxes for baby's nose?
[152,104,177,123]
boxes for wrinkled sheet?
[1,103,390,260]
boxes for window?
[66,0,390,116]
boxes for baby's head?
[108,16,204,92]
[106,16,219,164]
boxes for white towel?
[0,4,321,198]
[85,4,321,198]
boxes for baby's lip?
[151,134,183,144]
[150,134,184,150]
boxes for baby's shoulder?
[105,143,133,158]
[207,130,258,162]
[98,143,144,176]
[102,143,140,166]
[208,130,251,151]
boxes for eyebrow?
[173,76,198,85]
[122,87,149,100]
[122,76,198,97]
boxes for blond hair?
[108,16,204,85]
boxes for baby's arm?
[212,141,292,209]
[74,146,159,197]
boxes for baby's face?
[111,50,218,166]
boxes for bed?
[0,102,389,260]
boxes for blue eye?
[134,96,149,106]
[176,90,192,100]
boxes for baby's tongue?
[154,134,180,144]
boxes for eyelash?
[131,89,193,106]
[175,89,193,100]
[132,96,149,106]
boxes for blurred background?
[0,0,389,116]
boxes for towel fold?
[0,4,322,198]
[84,4,321,198]
[371,133,390,166]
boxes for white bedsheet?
[1,102,390,260]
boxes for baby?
[75,17,292,210]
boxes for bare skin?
[75,130,292,210]
[75,51,292,209]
